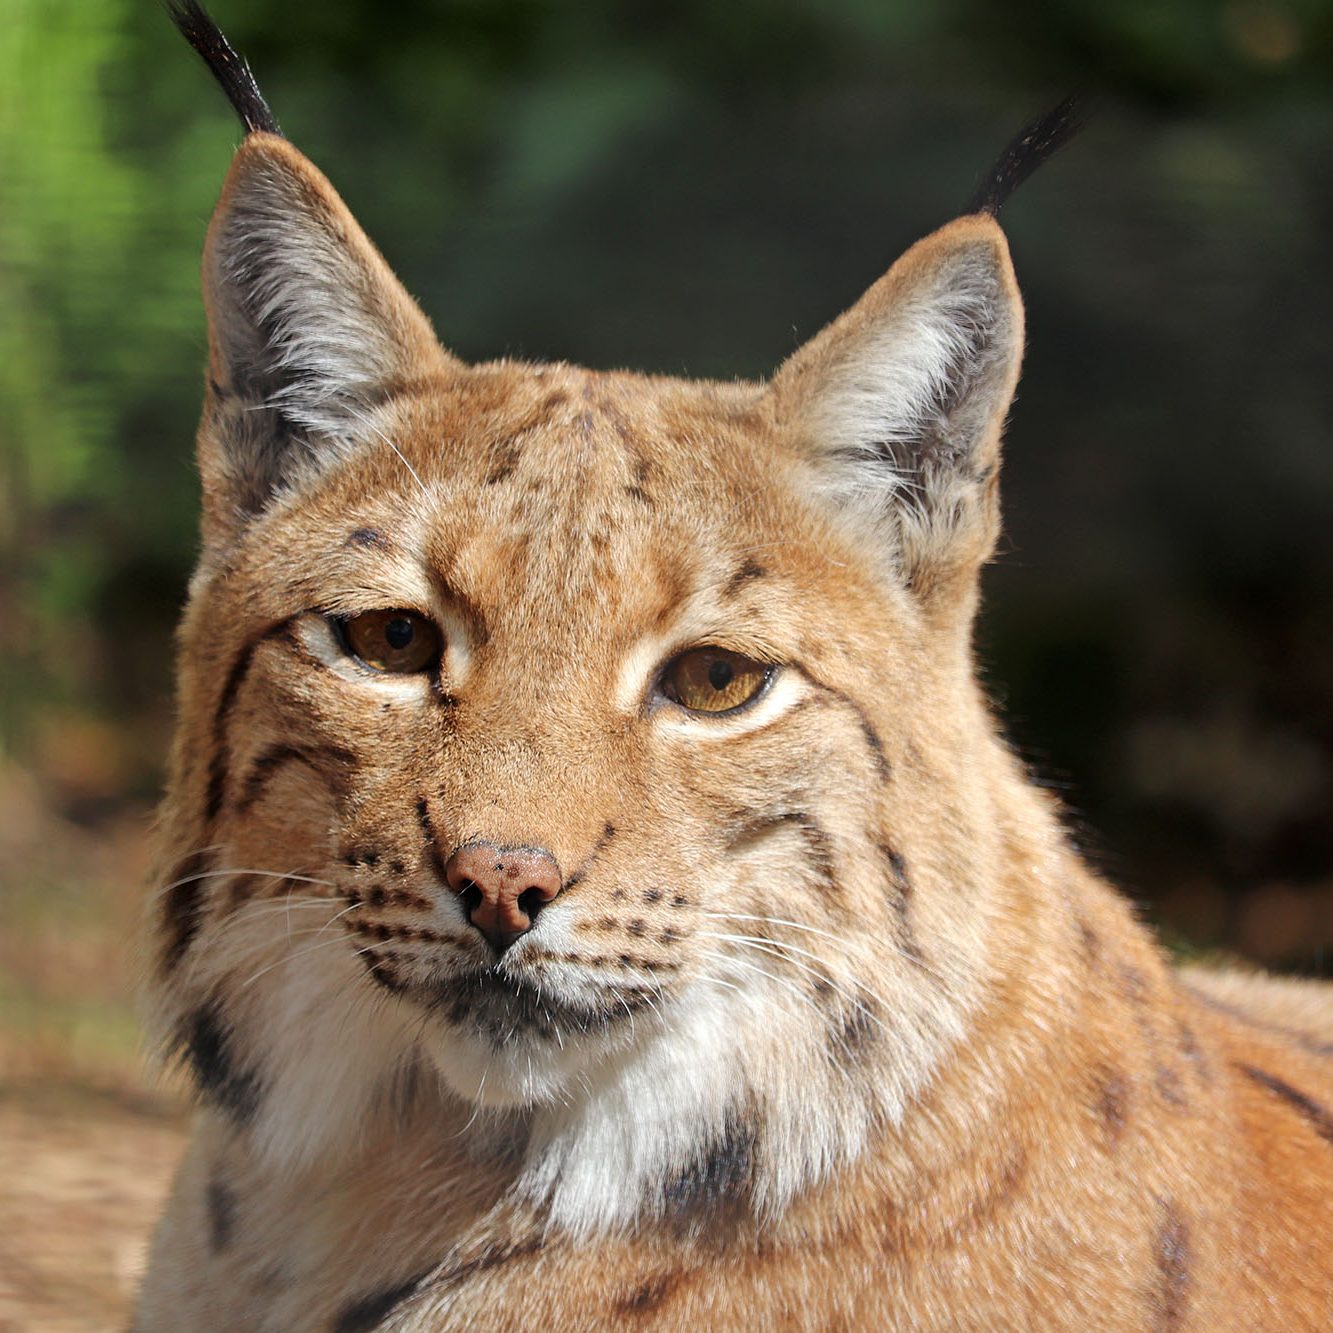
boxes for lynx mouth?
[412,968,656,1047]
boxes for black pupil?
[385,618,415,650]
[708,659,734,691]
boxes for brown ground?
[0,1084,185,1331]
[0,765,187,1330]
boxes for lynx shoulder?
[137,6,1333,1329]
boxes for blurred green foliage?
[2,0,1330,965]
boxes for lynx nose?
[444,842,562,954]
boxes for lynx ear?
[772,215,1023,611]
[198,134,455,537]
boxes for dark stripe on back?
[1237,1063,1333,1144]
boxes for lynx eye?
[340,609,441,674]
[661,648,771,714]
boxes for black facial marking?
[184,1004,262,1123]
[724,559,767,597]
[1119,964,1150,1006]
[1237,1064,1333,1145]
[234,742,356,814]
[879,843,925,964]
[564,822,617,891]
[1094,1066,1130,1148]
[806,678,892,781]
[1176,1020,1211,1083]
[346,527,389,550]
[332,1270,433,1333]
[1155,1066,1188,1109]
[835,997,878,1055]
[362,949,407,994]
[159,848,215,975]
[662,1115,756,1219]
[1077,916,1102,965]
[204,620,291,823]
[727,810,837,891]
[485,441,522,485]
[425,972,649,1040]
[1154,1200,1191,1330]
[206,1176,236,1252]
[415,796,447,880]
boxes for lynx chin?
[137,4,1333,1329]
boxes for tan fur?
[136,132,1332,1331]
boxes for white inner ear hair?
[807,253,1010,520]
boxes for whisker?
[704,910,946,984]
[238,934,365,989]
[147,867,341,902]
[343,404,430,500]
[698,930,884,1014]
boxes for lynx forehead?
[137,5,1333,1330]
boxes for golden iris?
[342,609,441,674]
[661,648,770,714]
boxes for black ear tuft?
[166,0,282,137]
[969,95,1086,217]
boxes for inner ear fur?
[772,214,1024,613]
[198,133,456,543]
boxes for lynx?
[137,4,1333,1329]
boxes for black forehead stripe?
[345,527,391,550]
[723,559,768,597]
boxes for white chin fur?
[422,1017,621,1111]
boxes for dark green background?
[4,0,1331,969]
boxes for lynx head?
[152,1,1076,1236]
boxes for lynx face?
[151,126,1024,1226]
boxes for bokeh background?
[1,0,1330,1321]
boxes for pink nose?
[443,842,562,954]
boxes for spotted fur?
[137,10,1333,1331]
